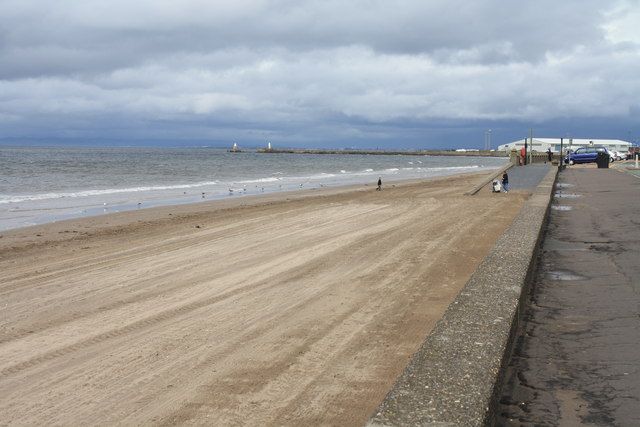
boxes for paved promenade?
[507,164,552,190]
[497,166,640,425]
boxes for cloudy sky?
[1,0,639,148]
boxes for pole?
[560,137,564,170]
[524,136,528,165]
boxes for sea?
[0,146,508,231]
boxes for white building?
[497,138,631,153]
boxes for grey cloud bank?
[1,0,639,148]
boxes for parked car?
[565,146,610,165]
[611,151,627,161]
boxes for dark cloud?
[0,0,614,76]
[0,0,639,148]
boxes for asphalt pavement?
[496,165,640,425]
[506,163,552,191]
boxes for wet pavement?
[496,167,640,425]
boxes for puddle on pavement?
[551,205,573,211]
[554,192,581,198]
[546,270,586,281]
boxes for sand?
[0,173,526,426]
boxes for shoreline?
[1,146,508,233]
[0,167,505,234]
[0,170,493,250]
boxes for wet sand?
[0,173,526,426]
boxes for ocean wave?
[0,181,220,204]
[237,177,281,184]
[308,173,336,179]
[427,165,479,171]
[0,165,490,205]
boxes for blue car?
[565,146,609,165]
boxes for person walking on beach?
[377,177,382,191]
[502,172,509,193]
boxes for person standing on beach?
[502,172,509,193]
[377,177,382,191]
[547,148,552,162]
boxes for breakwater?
[257,148,508,157]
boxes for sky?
[1,0,639,149]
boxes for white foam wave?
[427,165,479,171]
[0,181,220,204]
[237,177,281,184]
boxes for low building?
[497,138,631,153]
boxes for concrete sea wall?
[368,167,558,426]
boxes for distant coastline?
[256,148,508,157]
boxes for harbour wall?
[257,148,508,157]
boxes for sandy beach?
[0,173,526,426]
